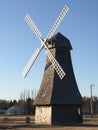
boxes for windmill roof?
[47,32,72,50]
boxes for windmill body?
[34,33,83,125]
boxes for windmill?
[22,5,83,125]
[22,5,69,80]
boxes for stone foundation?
[35,105,83,125]
[35,106,51,125]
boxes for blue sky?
[0,0,98,100]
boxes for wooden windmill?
[22,5,83,125]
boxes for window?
[41,108,46,114]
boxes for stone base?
[35,105,83,125]
[35,106,51,125]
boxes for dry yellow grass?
[0,115,98,130]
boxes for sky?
[0,0,98,100]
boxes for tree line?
[0,98,35,115]
[83,96,98,114]
[0,89,98,115]
[0,89,36,115]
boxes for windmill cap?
[48,32,72,50]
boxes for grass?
[0,115,98,130]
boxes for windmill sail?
[23,5,69,79]
[22,46,43,78]
[46,5,69,40]
[25,15,42,42]
[46,49,65,79]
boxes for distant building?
[5,105,23,115]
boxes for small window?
[78,108,81,115]
[41,108,46,114]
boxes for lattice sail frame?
[22,5,69,79]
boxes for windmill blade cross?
[23,5,69,79]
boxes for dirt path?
[1,125,98,130]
